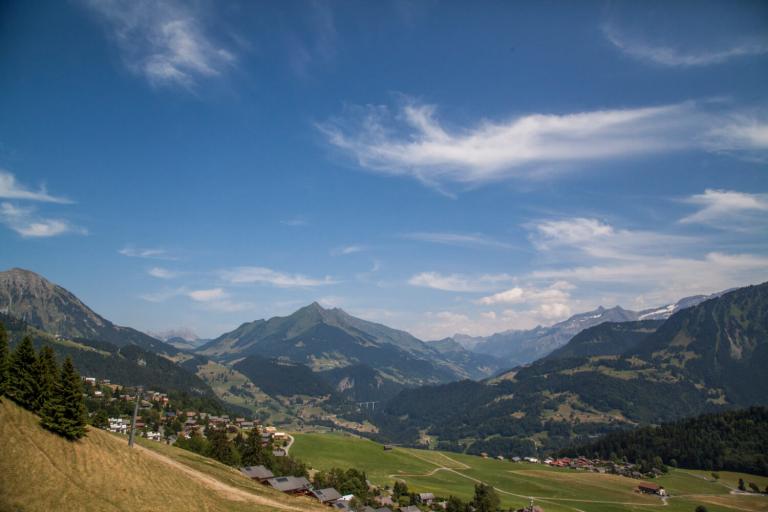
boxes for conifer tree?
[33,345,58,412]
[8,336,38,409]
[41,357,87,440]
[0,322,9,396]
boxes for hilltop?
[0,399,325,512]
[0,268,177,355]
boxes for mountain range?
[445,292,724,366]
[363,282,768,456]
[198,302,503,389]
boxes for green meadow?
[291,431,768,512]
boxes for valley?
[290,430,768,512]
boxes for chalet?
[400,507,421,512]
[383,445,394,451]
[239,421,255,430]
[417,492,435,505]
[496,455,505,461]
[240,465,274,482]
[637,483,667,496]
[311,487,343,504]
[273,448,287,457]
[512,456,522,462]
[83,377,96,386]
[145,431,161,441]
[331,503,351,511]
[273,432,287,440]
[266,476,311,494]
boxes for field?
[291,431,768,512]
[0,399,325,512]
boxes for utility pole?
[128,386,143,448]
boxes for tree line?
[0,323,87,440]
[560,406,768,476]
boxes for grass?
[0,399,325,512]
[291,431,768,512]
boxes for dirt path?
[284,435,295,455]
[135,444,305,511]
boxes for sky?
[1,0,767,341]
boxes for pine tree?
[7,336,38,409]
[32,345,58,412]
[471,483,500,512]
[41,357,87,440]
[0,322,9,396]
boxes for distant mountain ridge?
[0,268,177,355]
[199,302,504,388]
[446,292,725,366]
[364,282,768,456]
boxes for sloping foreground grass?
[0,400,324,512]
[292,431,768,512]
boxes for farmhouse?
[240,465,274,482]
[637,483,667,496]
[311,487,343,504]
[266,476,311,494]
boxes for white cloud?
[681,189,768,225]
[0,171,72,203]
[83,0,235,88]
[188,288,226,302]
[148,267,177,279]
[332,245,365,255]
[119,246,176,260]
[478,281,573,306]
[320,100,768,190]
[603,24,768,67]
[402,232,513,249]
[220,266,338,288]
[0,202,85,238]
[531,217,691,261]
[408,271,513,292]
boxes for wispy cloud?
[220,266,338,287]
[280,216,308,227]
[531,217,693,261]
[0,202,85,238]
[603,24,768,67]
[147,266,178,279]
[319,99,766,190]
[332,245,365,256]
[408,271,513,292]
[119,246,177,260]
[284,1,338,77]
[83,0,235,89]
[0,171,72,204]
[680,189,768,228]
[402,232,514,249]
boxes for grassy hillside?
[291,431,768,512]
[0,399,325,512]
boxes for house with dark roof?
[240,465,274,482]
[266,476,312,494]
[417,492,435,504]
[311,487,343,504]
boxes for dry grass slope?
[0,399,325,512]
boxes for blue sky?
[1,0,767,340]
